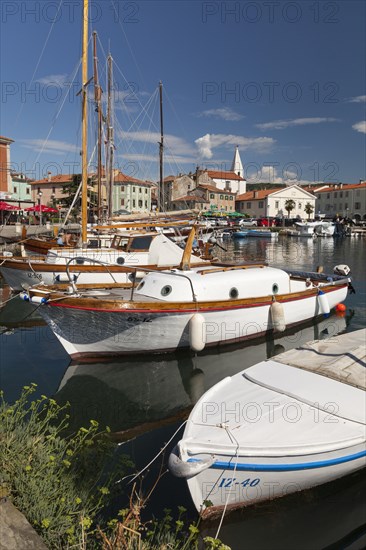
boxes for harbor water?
[1,235,365,549]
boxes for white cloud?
[20,139,79,156]
[346,95,366,103]
[195,133,275,160]
[37,74,69,86]
[246,165,314,185]
[256,117,338,131]
[197,107,244,121]
[352,121,366,134]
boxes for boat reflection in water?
[201,467,366,550]
[0,284,45,329]
[55,314,349,437]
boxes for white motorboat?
[293,221,335,238]
[168,329,366,517]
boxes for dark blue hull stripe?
[187,449,366,472]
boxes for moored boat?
[168,329,366,517]
[0,232,208,290]
[20,227,352,359]
[232,230,277,239]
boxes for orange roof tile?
[31,174,73,185]
[236,188,282,201]
[207,170,244,181]
[315,183,366,193]
[172,195,209,203]
[114,172,152,186]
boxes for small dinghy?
[169,329,366,517]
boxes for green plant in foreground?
[0,384,131,548]
[0,385,231,549]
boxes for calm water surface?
[1,236,365,549]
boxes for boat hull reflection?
[56,315,348,437]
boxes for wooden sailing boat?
[20,223,353,359]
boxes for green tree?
[61,174,97,221]
[285,199,296,219]
[304,202,314,220]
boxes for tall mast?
[93,31,103,221]
[158,81,164,211]
[106,54,114,219]
[81,0,89,245]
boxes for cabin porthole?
[117,257,125,265]
[272,283,279,295]
[229,287,239,299]
[161,285,172,297]
[76,258,84,265]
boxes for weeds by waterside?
[0,385,230,549]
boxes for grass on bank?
[0,384,230,549]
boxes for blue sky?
[1,0,365,184]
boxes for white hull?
[37,285,348,358]
[170,329,366,516]
[1,234,204,290]
[0,264,132,289]
[186,443,366,516]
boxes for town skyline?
[1,0,365,185]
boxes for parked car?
[238,218,257,227]
[256,217,275,227]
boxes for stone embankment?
[0,499,47,550]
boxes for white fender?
[318,290,330,315]
[270,301,286,332]
[189,313,206,352]
[54,274,77,283]
[168,445,215,479]
[30,295,48,304]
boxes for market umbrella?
[0,201,21,211]
[227,211,242,217]
[25,204,58,213]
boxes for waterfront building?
[314,182,366,221]
[0,135,14,198]
[236,185,316,219]
[31,173,73,208]
[113,171,152,213]
[171,183,235,212]
[10,172,33,208]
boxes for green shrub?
[0,384,131,548]
[0,385,230,549]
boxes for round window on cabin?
[272,283,279,295]
[76,258,84,265]
[117,257,125,265]
[161,285,172,297]
[229,287,239,299]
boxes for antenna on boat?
[179,225,197,271]
[93,31,103,222]
[81,0,89,246]
[158,81,164,212]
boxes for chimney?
[254,190,258,198]
[48,171,52,182]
